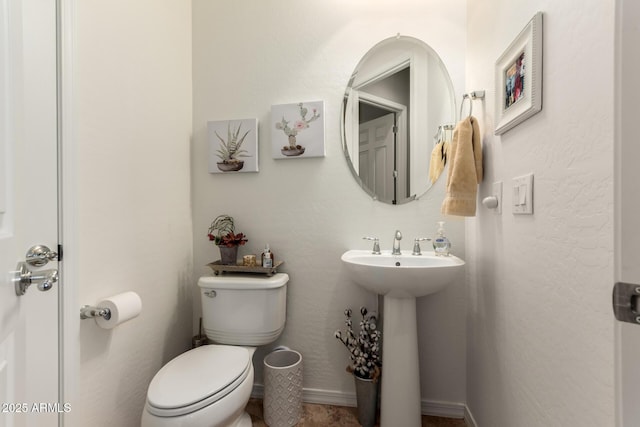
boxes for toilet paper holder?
[80,305,111,320]
[79,292,142,328]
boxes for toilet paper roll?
[95,291,142,329]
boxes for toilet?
[141,273,289,427]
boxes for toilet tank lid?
[147,345,250,411]
[198,273,289,290]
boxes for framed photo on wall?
[494,12,543,135]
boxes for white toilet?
[141,273,289,427]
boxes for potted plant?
[214,122,251,171]
[207,214,248,265]
[335,307,381,427]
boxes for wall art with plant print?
[271,101,325,159]
[207,118,259,173]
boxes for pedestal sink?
[341,249,465,427]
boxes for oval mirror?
[341,36,456,204]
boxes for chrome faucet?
[363,236,381,254]
[412,237,432,256]
[392,230,402,255]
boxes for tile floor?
[246,399,468,426]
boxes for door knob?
[14,262,58,296]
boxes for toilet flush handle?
[204,290,217,298]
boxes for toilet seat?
[146,345,251,417]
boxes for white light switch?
[518,184,527,205]
[512,173,533,214]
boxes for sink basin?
[341,248,465,426]
[341,249,465,298]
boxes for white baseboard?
[464,405,479,427]
[252,385,466,420]
[421,399,466,418]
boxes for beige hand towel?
[441,116,483,216]
[429,141,448,184]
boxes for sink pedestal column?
[380,295,421,427]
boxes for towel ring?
[433,126,443,143]
[459,94,473,119]
[433,124,455,143]
[459,90,486,119]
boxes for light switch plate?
[512,173,533,214]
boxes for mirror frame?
[341,35,457,204]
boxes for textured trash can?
[263,349,303,427]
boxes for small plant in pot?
[335,307,381,427]
[207,214,248,265]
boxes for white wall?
[465,1,615,426]
[192,0,468,411]
[66,1,193,425]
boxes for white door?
[0,0,60,426]
[359,113,395,204]
[615,0,640,425]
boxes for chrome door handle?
[25,245,58,267]
[14,262,58,296]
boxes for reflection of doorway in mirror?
[357,94,408,204]
[359,113,396,204]
[357,67,411,203]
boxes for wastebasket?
[263,348,303,427]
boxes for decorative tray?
[206,260,284,277]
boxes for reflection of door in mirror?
[359,112,396,203]
[355,94,409,203]
[359,67,410,203]
[349,90,408,203]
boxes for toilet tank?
[198,273,289,346]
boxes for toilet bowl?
[141,345,255,427]
[141,273,289,427]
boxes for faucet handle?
[363,236,381,254]
[412,237,431,256]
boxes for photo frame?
[208,118,259,173]
[271,101,325,159]
[495,12,543,135]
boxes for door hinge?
[392,125,398,134]
[613,282,640,324]
[57,244,63,261]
